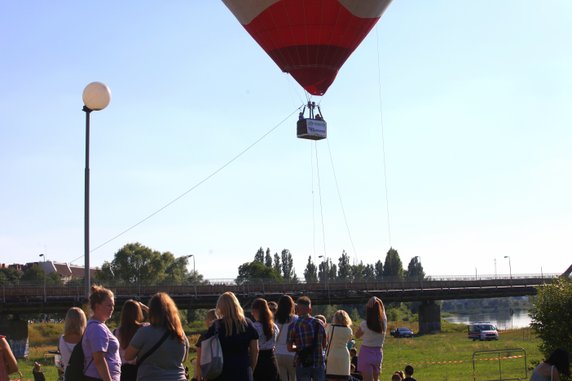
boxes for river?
[444,309,532,330]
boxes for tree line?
[0,244,425,287]
[236,246,425,284]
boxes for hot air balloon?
[222,0,392,139]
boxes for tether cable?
[326,139,358,260]
[376,26,392,247]
[71,107,301,263]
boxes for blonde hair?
[206,309,218,324]
[148,292,185,342]
[64,307,87,336]
[89,285,114,312]
[333,310,352,327]
[216,292,247,336]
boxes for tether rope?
[314,141,328,259]
[71,107,301,263]
[376,26,392,247]
[326,139,358,260]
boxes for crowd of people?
[1,286,571,381]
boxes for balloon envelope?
[223,0,392,96]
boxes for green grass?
[378,327,541,381]
[17,322,541,381]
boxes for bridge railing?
[0,274,558,303]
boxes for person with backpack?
[125,293,189,381]
[83,285,121,381]
[287,296,327,381]
[59,307,87,380]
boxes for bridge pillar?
[0,317,29,358]
[418,300,441,334]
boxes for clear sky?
[1,1,571,280]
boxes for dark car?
[391,327,414,338]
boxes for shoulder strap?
[551,365,554,381]
[326,325,335,358]
[136,330,171,366]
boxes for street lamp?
[185,254,196,275]
[82,82,111,302]
[504,255,512,280]
[39,254,46,302]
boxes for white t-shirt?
[58,335,77,373]
[253,321,279,351]
[359,318,387,347]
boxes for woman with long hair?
[530,348,570,381]
[202,291,259,381]
[274,295,297,381]
[113,300,148,381]
[251,298,279,381]
[125,293,189,381]
[325,310,353,381]
[59,307,87,379]
[355,296,387,381]
[83,285,121,381]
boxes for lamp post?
[185,254,196,275]
[504,255,512,281]
[39,253,46,302]
[82,82,111,302]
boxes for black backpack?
[64,335,91,381]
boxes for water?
[444,309,531,330]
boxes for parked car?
[467,322,499,341]
[390,327,414,338]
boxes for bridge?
[0,274,556,333]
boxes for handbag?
[200,321,223,380]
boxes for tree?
[103,243,166,285]
[318,258,337,283]
[99,242,202,286]
[352,263,376,281]
[374,260,384,280]
[254,247,265,263]
[273,253,281,275]
[236,261,281,285]
[0,267,22,286]
[405,256,425,280]
[264,248,273,268]
[304,256,318,283]
[337,251,351,281]
[162,252,191,285]
[281,249,295,281]
[530,278,572,359]
[383,247,403,279]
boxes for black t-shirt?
[202,318,259,381]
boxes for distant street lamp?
[185,254,196,275]
[39,253,46,302]
[82,82,111,302]
[504,255,512,281]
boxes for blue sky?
[1,1,571,280]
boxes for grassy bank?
[17,321,541,381]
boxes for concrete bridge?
[0,274,555,333]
